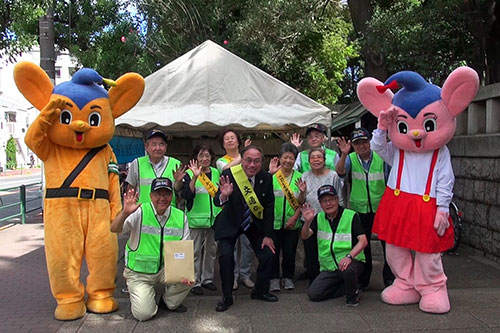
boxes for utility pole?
[39,7,55,84]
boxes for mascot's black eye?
[88,112,101,127]
[397,121,408,134]
[60,110,72,125]
[424,118,436,132]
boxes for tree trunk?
[347,0,388,80]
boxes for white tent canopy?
[115,40,331,137]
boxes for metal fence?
[0,182,43,224]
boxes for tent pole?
[326,114,333,149]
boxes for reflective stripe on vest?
[349,151,385,213]
[316,209,365,272]
[186,168,222,228]
[125,203,184,274]
[272,170,302,230]
[138,156,181,205]
[299,148,337,172]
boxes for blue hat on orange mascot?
[384,71,441,119]
[53,68,108,109]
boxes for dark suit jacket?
[213,169,274,240]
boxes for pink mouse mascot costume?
[357,67,479,313]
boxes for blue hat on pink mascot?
[385,71,441,119]
[53,68,108,109]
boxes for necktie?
[241,178,253,231]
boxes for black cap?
[317,185,338,200]
[305,123,327,136]
[145,129,167,142]
[151,177,173,192]
[351,128,370,142]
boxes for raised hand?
[122,188,141,215]
[218,175,234,197]
[188,159,202,177]
[378,107,398,131]
[244,138,252,147]
[295,178,307,193]
[40,97,66,124]
[290,133,303,148]
[268,156,280,174]
[301,202,315,223]
[172,164,187,183]
[336,137,352,156]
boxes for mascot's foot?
[419,286,450,314]
[54,301,86,321]
[381,284,421,305]
[86,297,119,314]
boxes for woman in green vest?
[180,144,222,296]
[268,143,306,292]
[301,184,367,306]
[215,128,255,290]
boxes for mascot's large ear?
[13,61,54,110]
[441,66,479,117]
[109,73,145,119]
[357,77,394,117]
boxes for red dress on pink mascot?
[357,67,479,313]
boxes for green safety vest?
[272,170,303,230]
[317,209,365,272]
[299,147,337,172]
[137,155,181,205]
[125,203,184,274]
[349,151,386,213]
[186,168,222,228]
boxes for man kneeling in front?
[111,177,193,321]
[301,185,367,306]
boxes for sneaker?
[241,278,255,289]
[283,278,295,290]
[202,282,217,291]
[346,289,360,307]
[270,279,280,292]
[233,278,239,290]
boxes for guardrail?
[0,182,43,224]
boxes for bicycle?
[446,201,463,254]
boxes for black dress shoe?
[191,286,203,295]
[250,292,278,302]
[215,296,234,312]
[202,282,217,291]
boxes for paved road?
[1,212,499,332]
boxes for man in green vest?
[126,129,183,206]
[336,128,395,290]
[111,177,193,321]
[290,123,339,173]
[301,185,367,306]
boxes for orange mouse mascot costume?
[14,62,145,320]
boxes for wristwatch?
[345,254,353,259]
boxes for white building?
[0,48,78,171]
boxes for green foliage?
[363,0,477,85]
[5,137,17,170]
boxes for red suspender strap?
[394,149,405,196]
[423,149,440,202]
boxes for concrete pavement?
[1,210,500,332]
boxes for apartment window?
[55,66,62,78]
[5,112,16,122]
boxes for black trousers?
[358,212,395,288]
[303,236,320,284]
[219,223,274,298]
[271,228,300,279]
[307,260,365,302]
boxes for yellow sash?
[230,164,264,219]
[222,154,234,163]
[198,172,218,198]
[275,169,300,211]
